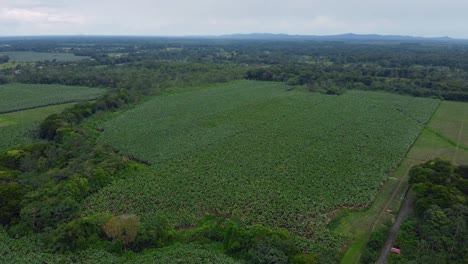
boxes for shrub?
[50,213,112,252]
[104,214,140,249]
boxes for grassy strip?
[0,98,99,115]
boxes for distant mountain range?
[0,33,466,44]
[214,33,467,43]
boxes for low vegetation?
[90,81,439,255]
[0,83,105,113]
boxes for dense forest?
[390,159,467,263]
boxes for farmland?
[0,83,105,113]
[408,101,468,164]
[336,100,468,263]
[1,36,467,263]
[87,80,439,249]
[0,51,88,62]
[0,103,75,152]
[0,83,105,152]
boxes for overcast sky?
[0,0,467,38]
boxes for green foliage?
[38,89,130,140]
[0,103,76,153]
[0,92,129,232]
[50,213,112,252]
[393,160,468,263]
[90,81,439,245]
[291,254,318,264]
[18,181,83,232]
[3,37,468,262]
[409,158,466,214]
[0,83,105,113]
[223,223,298,263]
[0,149,28,169]
[133,215,174,251]
[121,243,243,264]
[360,223,391,263]
[39,114,67,140]
[245,50,468,101]
[13,61,246,95]
[0,181,26,225]
[171,215,304,263]
[103,215,141,249]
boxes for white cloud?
[0,6,87,35]
[0,0,466,38]
[0,7,82,24]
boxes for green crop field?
[0,83,105,113]
[0,51,88,62]
[84,80,439,249]
[337,100,468,263]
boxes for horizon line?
[0,33,466,41]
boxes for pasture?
[408,101,468,164]
[86,80,439,248]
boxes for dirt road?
[377,189,412,264]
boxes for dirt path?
[452,119,465,162]
[377,189,412,264]
[371,162,412,232]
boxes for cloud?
[0,7,84,24]
[0,6,88,35]
[0,0,466,38]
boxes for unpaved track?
[452,119,465,162]
[377,190,412,264]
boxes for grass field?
[408,101,468,164]
[0,83,105,113]
[0,103,75,152]
[337,100,468,263]
[0,51,88,62]
[83,80,439,252]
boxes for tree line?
[390,159,467,263]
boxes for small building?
[391,248,401,254]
